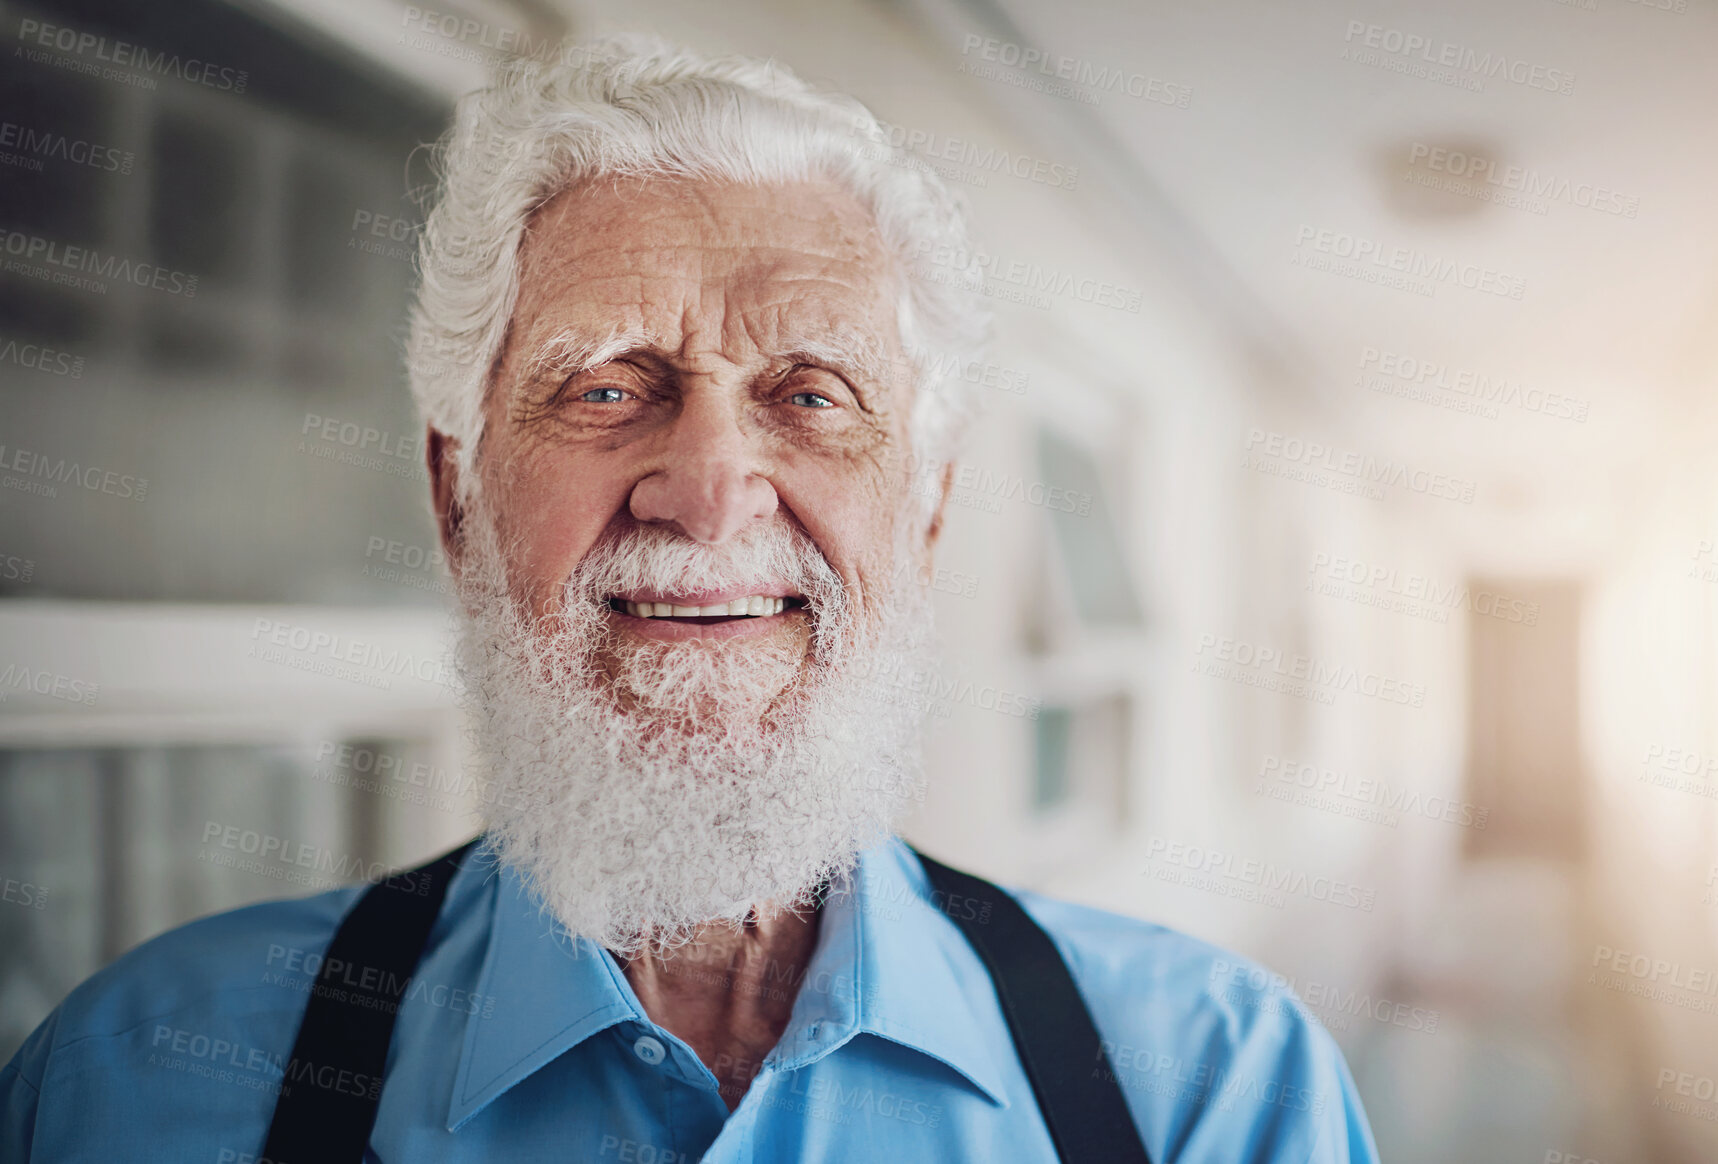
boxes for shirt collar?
[806,837,1012,1107]
[447,837,1011,1131]
[447,860,642,1130]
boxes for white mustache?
[562,519,856,650]
[565,521,818,595]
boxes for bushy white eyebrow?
[521,326,658,386]
[771,327,896,391]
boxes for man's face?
[451,176,927,693]
[432,175,945,949]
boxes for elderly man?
[2,38,1377,1163]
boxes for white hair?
[406,34,990,505]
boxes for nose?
[628,392,778,544]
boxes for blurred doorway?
[1464,581,1584,862]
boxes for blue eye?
[789,392,835,409]
[579,387,627,404]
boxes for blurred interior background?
[4,0,1717,1159]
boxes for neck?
[619,900,822,1112]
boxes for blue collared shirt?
[2,837,1378,1162]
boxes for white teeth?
[620,596,793,619]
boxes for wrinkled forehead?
[504,174,905,375]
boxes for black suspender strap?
[260,837,481,1164]
[261,839,1150,1164]
[914,848,1155,1164]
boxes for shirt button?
[632,1035,666,1065]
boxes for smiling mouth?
[606,595,809,624]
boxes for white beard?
[452,500,936,957]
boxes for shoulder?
[1,884,366,1158]
[25,839,493,1066]
[13,884,362,1081]
[1012,887,1380,1164]
[1013,887,1290,1040]
[4,844,495,1157]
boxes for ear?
[923,460,956,555]
[427,427,465,577]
